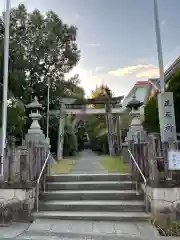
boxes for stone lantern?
[25,96,45,144]
[126,94,145,144]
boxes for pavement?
[0,219,178,239]
[71,150,105,173]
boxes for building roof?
[164,56,180,81]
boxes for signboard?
[168,150,180,170]
[127,129,145,144]
[158,92,177,142]
[132,131,141,144]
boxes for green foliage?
[167,69,180,133]
[86,84,113,154]
[144,96,159,133]
[0,4,84,155]
[0,100,26,140]
[0,5,80,103]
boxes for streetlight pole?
[1,0,10,175]
[153,0,165,93]
[46,78,50,143]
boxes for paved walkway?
[0,220,178,239]
[71,149,105,173]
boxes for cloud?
[95,66,104,72]
[161,20,166,25]
[108,64,159,78]
[87,43,101,47]
[67,64,132,97]
[136,68,159,78]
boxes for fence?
[0,136,48,188]
[121,132,180,236]
[122,132,180,187]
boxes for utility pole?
[153,0,165,93]
[1,0,10,175]
[153,0,176,143]
[46,77,50,145]
[153,0,176,179]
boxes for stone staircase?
[33,173,150,221]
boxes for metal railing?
[128,149,149,213]
[36,151,50,212]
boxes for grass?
[101,155,129,173]
[50,159,75,174]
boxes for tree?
[0,100,26,140]
[0,4,85,155]
[0,4,80,104]
[143,96,159,133]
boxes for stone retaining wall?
[142,184,180,223]
[0,188,36,226]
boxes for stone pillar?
[25,97,46,144]
[57,101,65,160]
[106,103,115,156]
[116,114,121,155]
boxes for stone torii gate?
[50,96,124,160]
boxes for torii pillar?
[57,98,77,160]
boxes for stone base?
[0,188,35,225]
[142,184,180,217]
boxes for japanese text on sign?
[158,92,177,142]
[164,100,172,107]
[168,150,180,170]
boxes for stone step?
[12,235,85,240]
[46,181,136,191]
[47,173,132,182]
[14,237,91,240]
[40,190,143,201]
[39,200,145,212]
[33,211,150,222]
[11,236,53,240]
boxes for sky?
[1,0,180,98]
